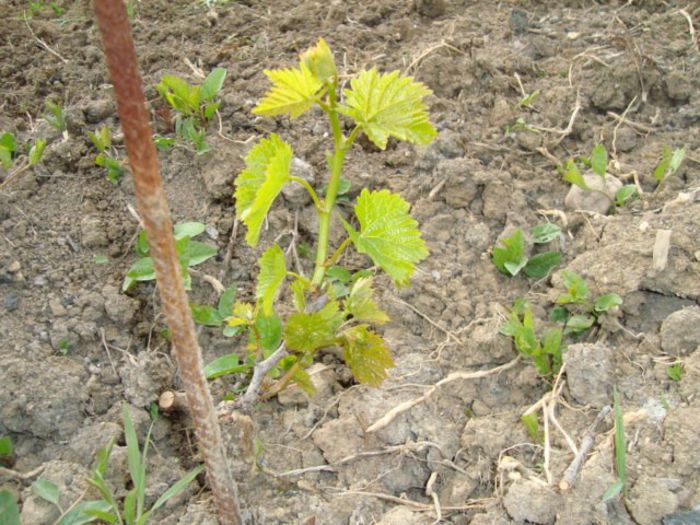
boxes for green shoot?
[615,184,638,207]
[590,143,608,178]
[521,413,543,443]
[218,38,434,396]
[553,271,622,336]
[603,387,627,501]
[123,222,217,291]
[26,1,64,17]
[518,89,540,108]
[45,101,68,138]
[653,146,685,183]
[0,132,46,187]
[500,299,563,379]
[32,479,62,512]
[88,125,125,184]
[667,362,683,382]
[155,67,226,154]
[0,436,13,459]
[491,225,561,278]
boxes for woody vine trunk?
[92,2,243,524]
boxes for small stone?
[509,9,529,35]
[281,157,316,207]
[83,99,115,123]
[4,293,19,311]
[515,130,541,151]
[660,306,700,356]
[103,285,139,325]
[490,96,514,128]
[563,343,613,407]
[48,297,67,317]
[376,506,432,524]
[665,71,691,102]
[504,480,561,524]
[413,0,446,18]
[7,260,21,273]
[80,215,108,248]
[663,510,700,525]
[33,275,48,287]
[197,141,245,200]
[564,173,623,215]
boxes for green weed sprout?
[220,38,434,396]
[653,146,685,184]
[603,387,627,501]
[155,67,226,154]
[0,131,46,187]
[667,362,683,382]
[29,406,202,525]
[550,270,622,336]
[45,101,68,139]
[0,490,20,525]
[26,1,65,17]
[560,143,638,208]
[491,223,561,278]
[500,299,563,379]
[123,221,217,291]
[88,125,125,184]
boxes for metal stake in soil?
[92,2,243,524]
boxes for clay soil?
[2,0,700,524]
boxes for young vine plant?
[229,38,435,395]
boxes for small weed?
[653,146,685,184]
[666,362,683,382]
[0,490,20,525]
[603,387,627,501]
[500,299,563,379]
[517,89,540,108]
[88,125,125,184]
[45,101,68,138]
[155,67,226,154]
[491,223,562,278]
[57,338,71,355]
[0,131,46,187]
[123,221,217,291]
[0,435,13,465]
[521,413,543,443]
[551,270,622,336]
[26,1,64,17]
[30,406,202,525]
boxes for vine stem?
[92,3,243,524]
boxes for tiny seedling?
[45,101,68,139]
[88,125,125,184]
[517,89,540,108]
[500,299,563,379]
[491,224,562,278]
[30,406,202,525]
[550,270,622,336]
[0,490,20,525]
[155,67,226,154]
[0,436,12,458]
[603,387,627,501]
[653,146,685,184]
[123,221,217,291]
[666,362,683,382]
[26,0,65,17]
[560,143,637,208]
[214,38,434,397]
[0,131,46,187]
[521,413,543,443]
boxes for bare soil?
[1,1,700,524]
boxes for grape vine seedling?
[216,38,435,398]
[45,100,68,139]
[88,125,125,184]
[0,131,46,187]
[491,223,562,278]
[155,67,226,154]
[653,145,685,184]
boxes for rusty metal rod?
[92,2,243,523]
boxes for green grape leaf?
[284,300,343,353]
[173,222,206,240]
[0,490,20,525]
[340,324,394,387]
[343,189,428,286]
[565,314,595,335]
[218,286,237,319]
[190,304,223,327]
[28,139,47,167]
[557,270,589,304]
[255,313,283,352]
[339,68,436,149]
[344,277,389,325]
[123,257,156,291]
[252,64,323,118]
[561,160,588,190]
[300,37,336,83]
[492,228,526,276]
[185,241,217,266]
[235,134,293,246]
[201,67,227,102]
[615,184,638,206]
[256,244,286,316]
[291,367,316,396]
[590,143,608,178]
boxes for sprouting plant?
[491,223,562,278]
[30,406,203,525]
[155,67,226,154]
[26,0,65,17]
[88,125,125,184]
[214,38,434,398]
[0,490,20,525]
[0,131,46,188]
[550,270,622,336]
[667,362,684,382]
[521,413,543,443]
[500,299,563,379]
[123,221,217,292]
[0,435,13,463]
[518,89,540,108]
[653,146,685,184]
[45,101,68,139]
[603,387,627,501]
